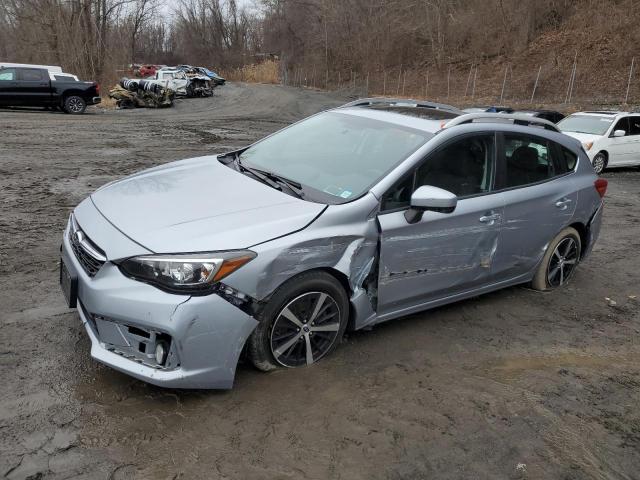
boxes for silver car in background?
[60,99,607,389]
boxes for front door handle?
[479,213,501,224]
[555,198,572,209]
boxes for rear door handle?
[555,198,572,209]
[479,213,501,224]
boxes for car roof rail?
[341,97,464,114]
[443,113,560,132]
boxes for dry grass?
[221,60,280,84]
[97,96,118,110]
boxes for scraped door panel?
[377,193,504,317]
[492,177,578,281]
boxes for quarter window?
[503,134,554,188]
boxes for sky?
[159,0,261,18]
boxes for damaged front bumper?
[61,214,258,389]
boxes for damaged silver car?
[59,99,606,389]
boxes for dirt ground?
[1,83,639,480]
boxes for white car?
[558,111,640,173]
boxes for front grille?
[68,215,106,277]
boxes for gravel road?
[1,83,639,480]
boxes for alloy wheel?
[593,154,605,174]
[270,291,341,368]
[547,237,579,287]
[68,98,84,113]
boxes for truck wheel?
[63,96,86,114]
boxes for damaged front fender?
[223,193,381,330]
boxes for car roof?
[334,107,444,133]
[570,111,627,118]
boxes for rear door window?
[501,134,556,188]
[628,116,640,136]
[19,69,46,81]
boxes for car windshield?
[558,115,613,135]
[238,111,431,203]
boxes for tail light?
[594,178,608,198]
[95,83,100,95]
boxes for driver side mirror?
[613,129,626,137]
[404,185,458,224]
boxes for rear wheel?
[248,271,349,371]
[63,95,86,114]
[592,152,607,174]
[531,227,581,291]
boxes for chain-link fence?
[280,57,639,109]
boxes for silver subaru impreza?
[60,99,606,389]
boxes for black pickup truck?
[0,66,100,114]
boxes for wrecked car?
[59,98,606,389]
[153,68,213,97]
[109,80,174,109]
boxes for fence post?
[464,64,473,97]
[366,72,369,95]
[402,70,407,96]
[338,71,341,89]
[625,57,635,104]
[396,66,402,95]
[471,65,477,99]
[447,65,451,99]
[565,52,577,103]
[530,65,541,103]
[425,71,429,99]
[499,65,508,103]
[383,70,387,96]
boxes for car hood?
[90,155,326,253]
[561,131,602,144]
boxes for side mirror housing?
[613,129,626,137]
[404,185,458,224]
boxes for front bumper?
[61,207,258,389]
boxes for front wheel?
[531,227,581,291]
[63,95,86,114]
[248,271,349,371]
[592,152,607,174]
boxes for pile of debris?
[111,64,226,108]
[109,78,174,109]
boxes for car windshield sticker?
[340,190,352,198]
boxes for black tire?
[63,95,86,114]
[592,152,607,174]
[531,227,581,291]
[248,271,349,372]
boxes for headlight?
[582,141,593,151]
[119,250,256,294]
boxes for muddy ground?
[1,83,639,480]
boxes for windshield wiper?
[254,170,305,199]
[232,154,305,200]
[233,155,282,191]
